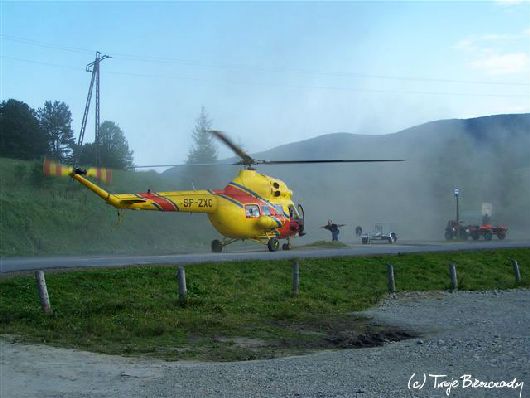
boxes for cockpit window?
[273,204,286,216]
[261,206,271,216]
[288,205,300,219]
[245,204,260,218]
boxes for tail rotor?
[43,158,112,184]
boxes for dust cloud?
[211,114,530,244]
[162,114,530,243]
[49,113,529,255]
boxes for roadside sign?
[482,202,493,216]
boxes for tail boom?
[70,172,122,208]
[71,171,217,213]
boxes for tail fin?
[43,158,112,184]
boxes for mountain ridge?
[248,113,530,160]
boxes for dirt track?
[2,289,529,398]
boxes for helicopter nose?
[296,219,305,236]
[299,225,306,236]
[295,203,305,236]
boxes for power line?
[2,33,530,87]
[0,55,82,71]
[1,35,94,55]
[2,55,528,99]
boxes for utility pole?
[75,52,111,167]
[454,187,460,224]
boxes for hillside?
[168,113,530,242]
[2,113,529,256]
[251,113,530,165]
[0,158,216,256]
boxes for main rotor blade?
[128,163,235,169]
[129,159,403,169]
[254,159,404,165]
[209,130,255,166]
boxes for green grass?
[0,157,216,256]
[1,249,529,361]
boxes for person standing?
[322,220,344,241]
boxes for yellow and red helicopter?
[45,131,400,252]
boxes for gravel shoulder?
[2,289,529,398]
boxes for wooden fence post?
[177,265,187,304]
[387,264,396,293]
[292,260,300,296]
[449,263,458,292]
[34,270,52,314]
[511,259,522,283]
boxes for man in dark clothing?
[323,220,344,241]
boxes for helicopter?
[45,131,401,252]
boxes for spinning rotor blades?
[129,131,403,169]
[254,159,403,165]
[208,130,255,167]
[209,130,403,167]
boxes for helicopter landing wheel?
[211,239,223,253]
[267,238,280,252]
[282,242,291,251]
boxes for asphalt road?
[1,239,529,273]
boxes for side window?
[262,206,271,216]
[274,205,286,217]
[290,205,301,219]
[245,204,260,218]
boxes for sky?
[1,0,530,166]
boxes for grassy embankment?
[1,249,529,361]
[0,157,216,256]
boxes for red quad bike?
[466,224,508,241]
[444,220,469,240]
[444,221,508,241]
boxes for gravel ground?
[2,289,529,398]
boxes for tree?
[37,100,75,162]
[78,121,134,169]
[186,107,217,164]
[0,99,47,160]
